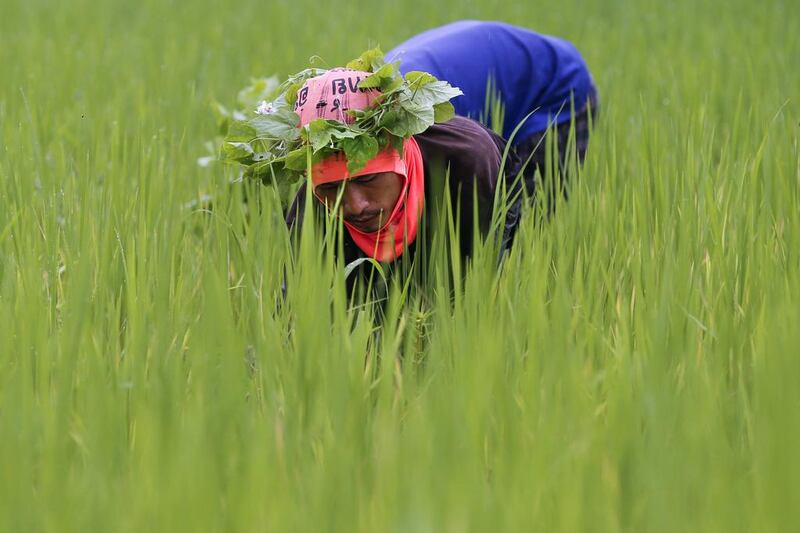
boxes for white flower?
[255,100,275,115]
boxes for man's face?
[315,171,404,233]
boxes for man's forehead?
[316,170,400,189]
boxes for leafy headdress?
[218,49,463,187]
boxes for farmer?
[284,67,522,269]
[386,21,598,196]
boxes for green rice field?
[1,0,799,530]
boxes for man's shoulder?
[420,115,495,135]
[414,116,505,164]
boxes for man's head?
[295,69,410,234]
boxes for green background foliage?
[1,0,799,531]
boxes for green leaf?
[433,101,456,123]
[312,147,337,165]
[346,47,385,72]
[405,80,463,108]
[221,120,261,163]
[284,80,303,107]
[341,135,379,174]
[284,147,310,171]
[244,162,301,206]
[404,71,438,88]
[374,76,460,137]
[380,75,404,93]
[387,134,405,155]
[346,108,372,121]
[359,63,398,90]
[248,109,300,141]
[400,101,435,135]
[306,120,334,151]
[306,119,361,152]
[223,141,254,161]
[387,98,435,137]
[248,160,302,185]
[225,120,257,141]
[377,109,404,137]
[330,123,365,139]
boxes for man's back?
[387,21,596,141]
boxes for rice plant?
[1,0,799,531]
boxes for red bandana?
[311,138,425,263]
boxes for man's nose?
[342,185,369,217]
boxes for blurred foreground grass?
[1,0,799,531]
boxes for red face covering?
[311,138,425,263]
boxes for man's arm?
[413,116,522,257]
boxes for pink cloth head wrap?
[295,68,381,126]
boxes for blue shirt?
[386,21,597,142]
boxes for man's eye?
[355,175,376,184]
[317,185,338,194]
